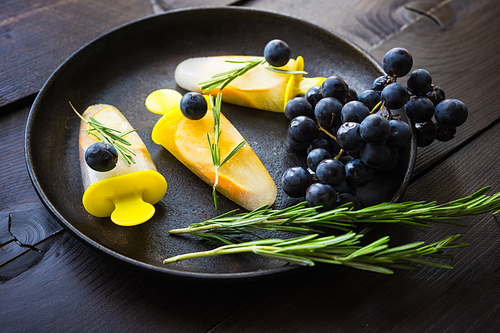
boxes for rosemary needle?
[163,232,468,274]
[168,186,500,239]
[207,93,246,209]
[70,102,136,166]
[199,57,307,93]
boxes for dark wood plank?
[0,0,153,109]
[0,102,43,212]
[0,102,64,279]
[0,208,62,272]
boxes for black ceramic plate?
[25,7,415,280]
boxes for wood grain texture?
[1,0,500,332]
[0,103,42,212]
[0,103,63,279]
[0,0,153,108]
[238,0,411,51]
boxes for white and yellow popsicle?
[79,104,167,226]
[174,56,325,113]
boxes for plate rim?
[24,6,415,280]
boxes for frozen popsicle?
[78,104,167,226]
[174,56,325,113]
[145,89,277,211]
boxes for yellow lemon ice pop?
[146,89,277,211]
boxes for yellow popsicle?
[146,90,277,211]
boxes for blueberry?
[306,183,337,209]
[321,76,349,103]
[407,69,432,95]
[180,92,207,120]
[405,96,435,123]
[426,86,446,106]
[359,114,391,143]
[264,39,291,67]
[314,97,343,129]
[386,120,412,148]
[434,99,468,128]
[281,166,313,198]
[287,133,310,151]
[288,116,318,144]
[336,122,365,153]
[305,85,323,108]
[307,138,336,155]
[382,47,413,77]
[335,193,361,210]
[345,159,373,188]
[285,97,314,121]
[307,148,332,172]
[435,122,456,142]
[335,181,357,196]
[415,121,437,147]
[372,76,389,92]
[357,90,381,112]
[347,88,358,102]
[376,147,400,172]
[85,142,118,172]
[360,142,391,168]
[340,101,370,123]
[316,158,346,187]
[380,82,409,110]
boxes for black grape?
[382,47,413,77]
[405,96,435,123]
[434,99,468,127]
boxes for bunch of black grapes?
[282,47,468,210]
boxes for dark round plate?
[25,7,416,281]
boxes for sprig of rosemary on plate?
[169,186,500,240]
[71,102,136,166]
[199,57,307,93]
[164,231,468,274]
[207,93,246,209]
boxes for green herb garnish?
[199,57,307,93]
[71,102,136,166]
[207,93,246,209]
[164,232,468,274]
[169,186,500,238]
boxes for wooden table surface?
[2,0,500,332]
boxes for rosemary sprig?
[207,93,246,209]
[199,57,307,93]
[169,187,500,238]
[164,232,469,274]
[71,102,136,166]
